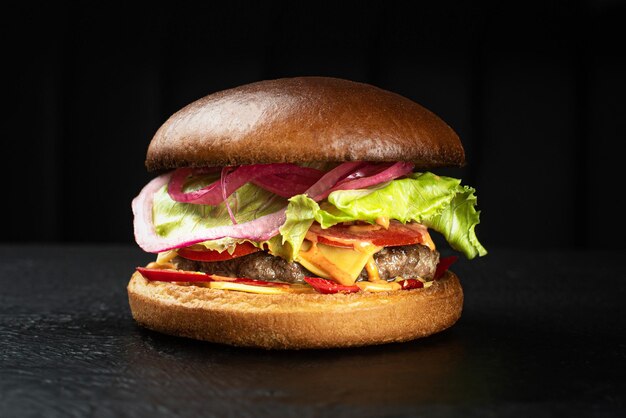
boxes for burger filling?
[133,162,487,294]
[173,244,439,284]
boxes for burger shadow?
[126,323,486,406]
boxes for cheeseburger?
[128,77,486,349]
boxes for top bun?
[146,77,464,171]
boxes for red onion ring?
[168,164,324,204]
[328,162,414,193]
[252,167,323,197]
[166,167,222,204]
[305,162,365,201]
[221,166,238,224]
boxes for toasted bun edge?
[127,270,463,349]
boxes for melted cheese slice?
[156,250,178,265]
[421,231,436,252]
[207,281,313,294]
[297,241,381,286]
[357,281,401,292]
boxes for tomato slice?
[304,277,360,294]
[316,235,353,248]
[177,242,261,262]
[307,221,428,248]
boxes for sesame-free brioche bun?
[127,270,463,349]
[132,77,468,349]
[146,77,464,171]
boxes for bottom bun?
[127,270,463,349]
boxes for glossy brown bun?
[146,77,464,171]
[127,270,463,349]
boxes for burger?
[128,77,486,349]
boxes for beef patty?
[174,244,439,284]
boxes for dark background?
[2,3,625,416]
[4,1,626,250]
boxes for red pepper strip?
[434,256,458,279]
[136,267,291,288]
[136,267,214,282]
[304,277,360,294]
[398,279,424,290]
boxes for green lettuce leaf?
[197,237,253,254]
[282,172,486,259]
[263,235,293,260]
[152,182,287,251]
[278,194,321,258]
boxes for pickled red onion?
[305,161,364,201]
[329,162,414,193]
[221,166,237,224]
[166,167,221,204]
[252,167,323,197]
[167,164,324,205]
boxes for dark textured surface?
[1,245,624,417]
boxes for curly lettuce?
[280,173,487,259]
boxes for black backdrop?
[4,1,626,250]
